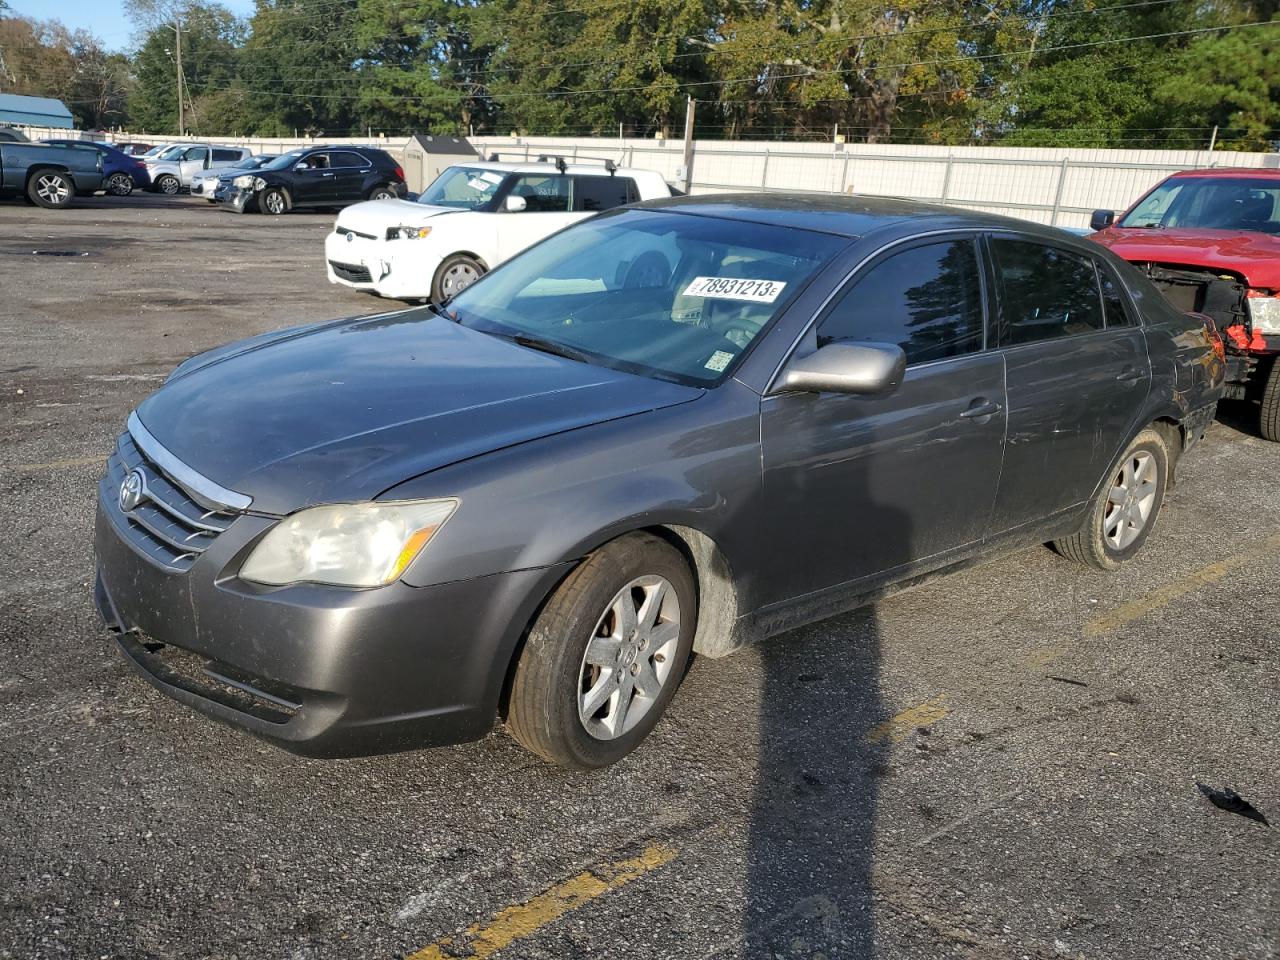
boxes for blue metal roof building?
[0,94,75,129]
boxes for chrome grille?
[104,431,238,572]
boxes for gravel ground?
[1,192,1277,960]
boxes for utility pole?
[681,96,695,194]
[174,15,184,135]
[1208,125,1219,153]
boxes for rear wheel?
[506,533,696,769]
[106,172,134,197]
[368,184,396,201]
[431,254,485,303]
[1054,427,1169,570]
[27,171,74,209]
[1259,357,1280,442]
[155,174,180,196]
[260,187,289,215]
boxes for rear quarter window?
[574,176,638,212]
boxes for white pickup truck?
[325,157,674,302]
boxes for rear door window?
[816,239,985,365]
[330,151,368,168]
[507,175,571,212]
[212,148,241,162]
[990,239,1104,345]
[574,176,636,212]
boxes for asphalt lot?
[1,192,1277,960]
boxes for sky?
[8,0,257,52]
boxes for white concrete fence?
[14,124,1279,230]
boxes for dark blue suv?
[41,140,152,196]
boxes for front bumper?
[324,230,438,300]
[94,483,570,757]
[217,185,256,213]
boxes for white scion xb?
[324,159,674,302]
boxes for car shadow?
[744,463,906,955]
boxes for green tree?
[126,0,244,134]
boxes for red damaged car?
[1089,168,1280,439]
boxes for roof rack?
[485,151,618,176]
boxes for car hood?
[1091,227,1280,288]
[336,199,461,234]
[135,311,703,515]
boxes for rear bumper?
[94,492,571,757]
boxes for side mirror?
[1090,209,1116,231]
[504,194,527,213]
[771,341,906,397]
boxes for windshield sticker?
[478,170,505,184]
[467,177,496,192]
[682,277,787,303]
[705,350,735,373]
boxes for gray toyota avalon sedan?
[94,195,1225,769]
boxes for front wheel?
[506,533,696,769]
[28,171,75,208]
[431,254,485,303]
[1259,357,1279,442]
[155,174,180,196]
[260,187,288,215]
[1054,427,1169,570]
[106,172,134,197]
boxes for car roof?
[1166,167,1280,181]
[459,161,659,177]
[633,192,1081,240]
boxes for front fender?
[381,380,770,611]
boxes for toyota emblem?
[118,469,145,512]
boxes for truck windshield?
[1120,177,1280,233]
[418,167,506,209]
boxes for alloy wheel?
[264,191,285,214]
[107,173,133,196]
[1103,451,1158,550]
[577,575,681,740]
[159,176,179,195]
[36,174,71,205]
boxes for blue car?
[40,139,152,196]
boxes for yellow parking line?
[2,455,103,473]
[864,694,951,745]
[1083,531,1280,637]
[406,844,677,960]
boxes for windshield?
[261,150,307,171]
[447,209,843,386]
[1120,177,1280,233]
[154,144,188,161]
[419,166,507,209]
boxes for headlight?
[388,225,432,240]
[239,499,458,587]
[1248,293,1280,335]
[232,174,256,188]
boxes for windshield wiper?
[511,333,594,364]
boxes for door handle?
[1116,366,1143,382]
[959,398,1002,420]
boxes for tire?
[27,170,75,209]
[431,254,485,303]
[1054,427,1169,571]
[155,174,180,196]
[106,172,134,197]
[506,532,696,769]
[1259,357,1280,442]
[260,187,288,215]
[368,184,397,201]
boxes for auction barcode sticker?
[682,276,787,303]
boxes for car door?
[758,235,1008,605]
[984,234,1151,536]
[328,151,371,202]
[178,146,208,185]
[290,152,335,204]
[495,174,582,260]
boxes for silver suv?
[146,144,253,196]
